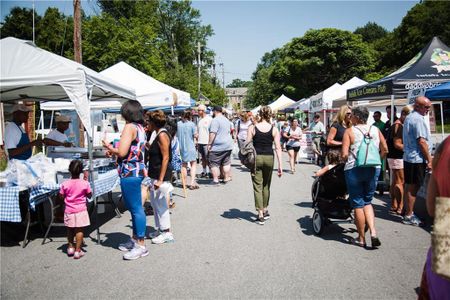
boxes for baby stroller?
[311,163,353,235]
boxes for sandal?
[351,238,366,248]
[371,236,381,248]
[188,185,200,190]
[223,177,232,183]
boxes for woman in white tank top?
[342,106,388,249]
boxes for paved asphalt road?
[1,154,430,299]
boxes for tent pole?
[86,89,99,244]
[171,105,174,116]
[440,101,444,141]
[49,110,54,130]
[391,95,395,124]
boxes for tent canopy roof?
[347,37,450,101]
[268,94,296,111]
[425,82,450,100]
[100,61,191,107]
[1,37,136,131]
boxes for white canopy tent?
[309,83,342,113]
[269,94,296,112]
[101,61,191,108]
[1,37,135,132]
[250,105,261,115]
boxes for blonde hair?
[240,112,248,122]
[401,105,412,116]
[258,106,272,122]
[333,104,352,127]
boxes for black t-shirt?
[147,131,173,181]
[331,122,346,143]
[387,122,404,159]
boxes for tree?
[0,7,41,40]
[354,22,388,43]
[36,8,73,56]
[374,0,450,72]
[226,79,252,88]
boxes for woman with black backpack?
[246,106,283,225]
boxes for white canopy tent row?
[0,37,136,243]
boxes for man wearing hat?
[44,115,73,147]
[4,104,42,160]
[196,104,212,178]
[207,106,234,185]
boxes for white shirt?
[197,115,212,145]
[237,120,252,141]
[4,122,25,150]
[46,129,68,143]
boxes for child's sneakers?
[74,250,85,259]
[67,247,75,257]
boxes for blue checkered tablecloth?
[0,186,21,222]
[0,170,119,222]
[90,170,120,200]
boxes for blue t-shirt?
[402,111,431,163]
[209,115,233,152]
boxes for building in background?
[225,88,248,111]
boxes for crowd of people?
[16,95,446,295]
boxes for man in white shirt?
[196,104,212,178]
[4,104,42,160]
[308,114,325,164]
[44,115,73,147]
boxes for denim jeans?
[120,176,146,239]
[344,167,380,209]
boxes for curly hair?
[146,110,167,128]
[259,106,272,122]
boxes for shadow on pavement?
[221,208,256,223]
[101,232,133,249]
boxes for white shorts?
[387,158,404,170]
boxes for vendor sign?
[407,88,426,104]
[309,93,323,113]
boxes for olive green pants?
[252,155,274,210]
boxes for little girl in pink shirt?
[59,160,92,259]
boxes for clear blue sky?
[1,1,418,84]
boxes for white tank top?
[344,124,381,171]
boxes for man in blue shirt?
[208,106,233,185]
[402,96,433,226]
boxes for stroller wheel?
[312,210,324,235]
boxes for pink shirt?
[60,179,92,214]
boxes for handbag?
[239,140,256,174]
[431,196,450,280]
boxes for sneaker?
[74,250,85,259]
[67,247,75,257]
[148,230,160,239]
[210,181,220,187]
[263,211,270,220]
[255,216,265,225]
[123,245,149,260]
[200,172,207,178]
[151,231,174,244]
[118,238,136,252]
[402,214,423,226]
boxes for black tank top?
[253,126,274,155]
[387,123,404,159]
[147,130,173,181]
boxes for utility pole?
[73,0,84,147]
[197,41,201,103]
[73,0,82,64]
[219,63,225,89]
[32,0,35,43]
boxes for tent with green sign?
[347,36,449,102]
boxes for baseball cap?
[12,104,32,113]
[55,115,71,123]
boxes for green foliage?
[226,79,252,88]
[0,7,41,40]
[249,29,375,107]
[354,22,388,43]
[376,0,450,71]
